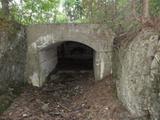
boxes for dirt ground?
[0,71,133,120]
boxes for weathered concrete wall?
[39,45,58,79]
[26,24,114,87]
[0,20,27,112]
[113,29,160,119]
[94,51,112,80]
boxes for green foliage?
[150,0,160,16]
[8,0,84,24]
[10,0,60,24]
[63,0,83,22]
[117,0,128,8]
[0,0,160,29]
[56,13,68,23]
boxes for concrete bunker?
[26,24,114,87]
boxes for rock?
[114,28,160,119]
[22,113,28,117]
[41,103,49,112]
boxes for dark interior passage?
[57,41,94,71]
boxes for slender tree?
[1,0,10,18]
[142,0,150,18]
[132,0,150,24]
[131,0,136,19]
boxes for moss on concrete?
[0,19,27,113]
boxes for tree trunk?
[1,0,10,18]
[132,0,150,24]
[131,0,140,21]
[131,0,136,18]
[143,0,150,18]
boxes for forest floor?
[0,71,133,120]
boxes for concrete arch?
[26,24,115,87]
[34,34,98,52]
[40,40,96,53]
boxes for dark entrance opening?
[57,41,94,71]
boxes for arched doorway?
[39,41,95,81]
[57,41,94,71]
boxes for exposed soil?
[0,72,132,120]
